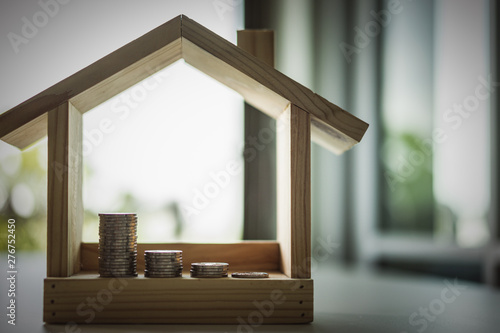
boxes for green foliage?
[0,142,47,251]
[381,132,434,233]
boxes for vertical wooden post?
[47,101,83,277]
[277,104,311,278]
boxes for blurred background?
[0,0,498,285]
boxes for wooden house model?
[0,15,368,324]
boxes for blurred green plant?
[0,141,47,251]
[381,131,434,233]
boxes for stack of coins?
[190,262,229,278]
[98,213,138,277]
[144,250,183,278]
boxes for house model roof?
[0,15,368,153]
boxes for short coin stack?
[190,262,229,278]
[144,250,183,278]
[98,213,138,277]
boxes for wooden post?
[47,101,83,277]
[277,104,311,278]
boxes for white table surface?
[1,252,499,333]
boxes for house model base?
[45,243,313,324]
[0,15,368,324]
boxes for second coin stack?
[144,250,183,278]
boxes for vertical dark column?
[242,0,277,240]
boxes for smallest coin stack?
[190,262,229,278]
[144,250,183,278]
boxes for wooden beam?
[0,15,182,149]
[1,15,368,153]
[47,102,83,277]
[277,104,311,278]
[44,275,313,324]
[182,16,368,153]
[80,242,281,272]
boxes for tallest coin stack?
[98,213,138,277]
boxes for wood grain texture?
[277,104,311,278]
[1,113,47,150]
[47,102,83,277]
[0,15,367,154]
[44,275,313,324]
[0,15,182,149]
[81,242,280,272]
[182,16,368,153]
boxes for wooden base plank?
[44,273,313,324]
[81,242,281,272]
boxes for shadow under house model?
[0,15,368,324]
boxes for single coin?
[191,262,228,267]
[231,272,269,279]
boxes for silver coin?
[190,267,228,272]
[144,268,183,272]
[99,234,137,239]
[99,266,136,271]
[100,266,137,270]
[145,250,182,254]
[145,270,182,274]
[100,273,138,278]
[99,256,137,261]
[99,251,137,254]
[145,254,182,259]
[99,227,137,231]
[146,260,181,264]
[144,274,182,278]
[100,274,137,278]
[99,232,137,237]
[190,270,227,275]
[99,254,137,258]
[99,255,137,259]
[99,257,137,264]
[146,264,183,269]
[99,241,137,245]
[191,262,228,267]
[99,270,137,274]
[190,269,228,274]
[144,260,182,266]
[144,269,182,274]
[99,258,137,262]
[145,259,182,264]
[190,274,228,278]
[99,244,136,248]
[99,222,137,226]
[231,272,269,279]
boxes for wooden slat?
[0,15,182,149]
[1,113,47,150]
[182,16,368,153]
[47,102,83,277]
[277,104,311,278]
[81,242,280,272]
[44,275,313,324]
